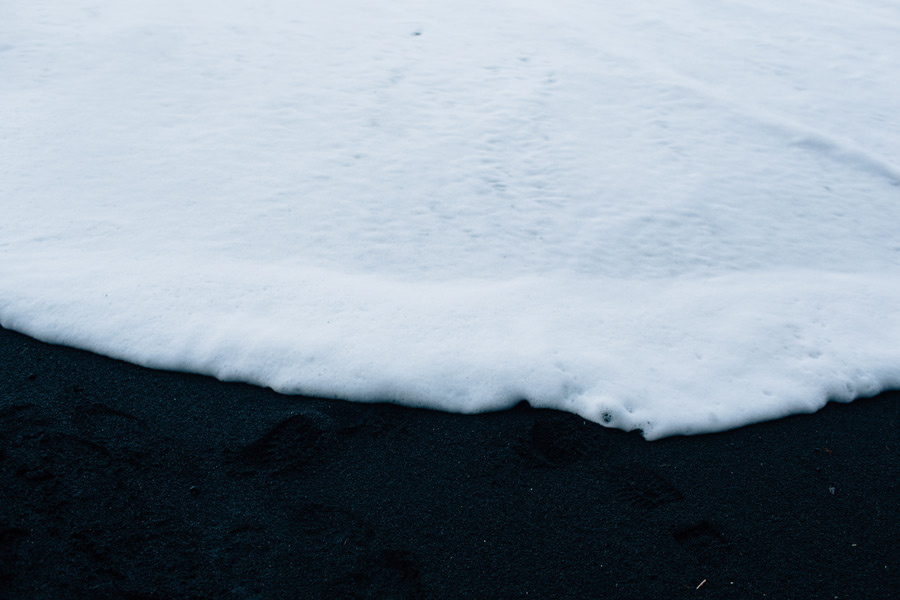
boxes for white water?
[2,0,899,438]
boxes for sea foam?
[2,0,899,438]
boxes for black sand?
[1,324,898,599]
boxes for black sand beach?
[1,324,897,599]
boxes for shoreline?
[2,324,898,598]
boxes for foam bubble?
[2,0,899,438]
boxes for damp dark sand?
[1,325,898,599]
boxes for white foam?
[2,0,899,438]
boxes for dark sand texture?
[1,325,898,599]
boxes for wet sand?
[1,325,898,599]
